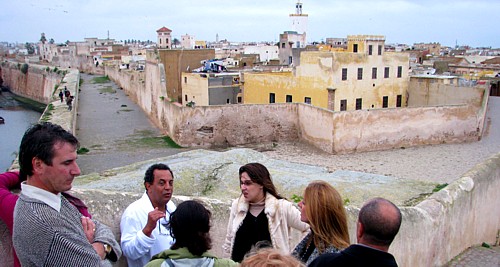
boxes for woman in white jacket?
[222,163,309,262]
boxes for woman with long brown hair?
[292,180,350,265]
[222,163,309,262]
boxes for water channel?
[0,91,41,171]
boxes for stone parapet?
[2,150,497,266]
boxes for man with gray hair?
[310,197,402,267]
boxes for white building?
[243,45,279,62]
[181,34,195,49]
[290,1,308,41]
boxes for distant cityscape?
[1,1,499,108]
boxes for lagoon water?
[0,94,41,171]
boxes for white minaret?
[290,1,308,35]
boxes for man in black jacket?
[310,197,402,267]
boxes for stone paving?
[445,245,500,267]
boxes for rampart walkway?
[75,73,189,174]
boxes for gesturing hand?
[142,207,166,237]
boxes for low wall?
[331,104,480,154]
[393,152,500,266]
[3,152,497,266]
[408,79,486,107]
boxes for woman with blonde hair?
[292,180,350,265]
[240,247,305,267]
[223,163,309,262]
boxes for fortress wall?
[408,80,486,107]
[331,104,481,154]
[1,62,62,104]
[105,64,300,148]
[105,63,485,154]
[297,103,335,153]
[392,152,500,266]
[52,55,102,75]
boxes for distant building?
[243,44,279,62]
[278,31,306,65]
[157,26,172,49]
[244,35,410,111]
[181,72,241,106]
[158,49,215,102]
[181,34,195,49]
[290,1,308,37]
[325,38,348,49]
[414,42,441,56]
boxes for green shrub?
[77,147,90,154]
[20,63,29,74]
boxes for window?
[396,95,402,107]
[372,67,377,79]
[356,98,362,110]
[340,99,347,111]
[269,93,275,103]
[304,97,311,104]
[238,96,242,103]
[227,99,230,104]
[397,66,402,78]
[357,68,363,80]
[384,67,390,78]
[368,45,373,55]
[342,68,347,80]
[282,43,285,48]
[382,96,388,108]
[286,95,293,103]
[184,77,187,83]
[378,45,382,55]
[353,44,358,53]
[185,95,187,101]
[289,56,293,64]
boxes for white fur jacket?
[222,193,309,258]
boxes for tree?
[49,38,55,44]
[25,43,35,55]
[173,38,180,48]
[40,33,47,44]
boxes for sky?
[1,0,499,48]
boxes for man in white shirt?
[12,122,121,266]
[120,163,176,267]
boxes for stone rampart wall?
[393,152,500,266]
[105,64,486,154]
[1,62,62,104]
[52,55,104,75]
[330,104,481,153]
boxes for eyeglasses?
[157,210,171,236]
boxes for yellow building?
[244,35,409,111]
[182,72,241,106]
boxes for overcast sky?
[1,0,499,48]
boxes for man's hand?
[81,216,96,243]
[142,207,165,237]
[92,242,106,260]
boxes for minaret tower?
[290,1,308,35]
